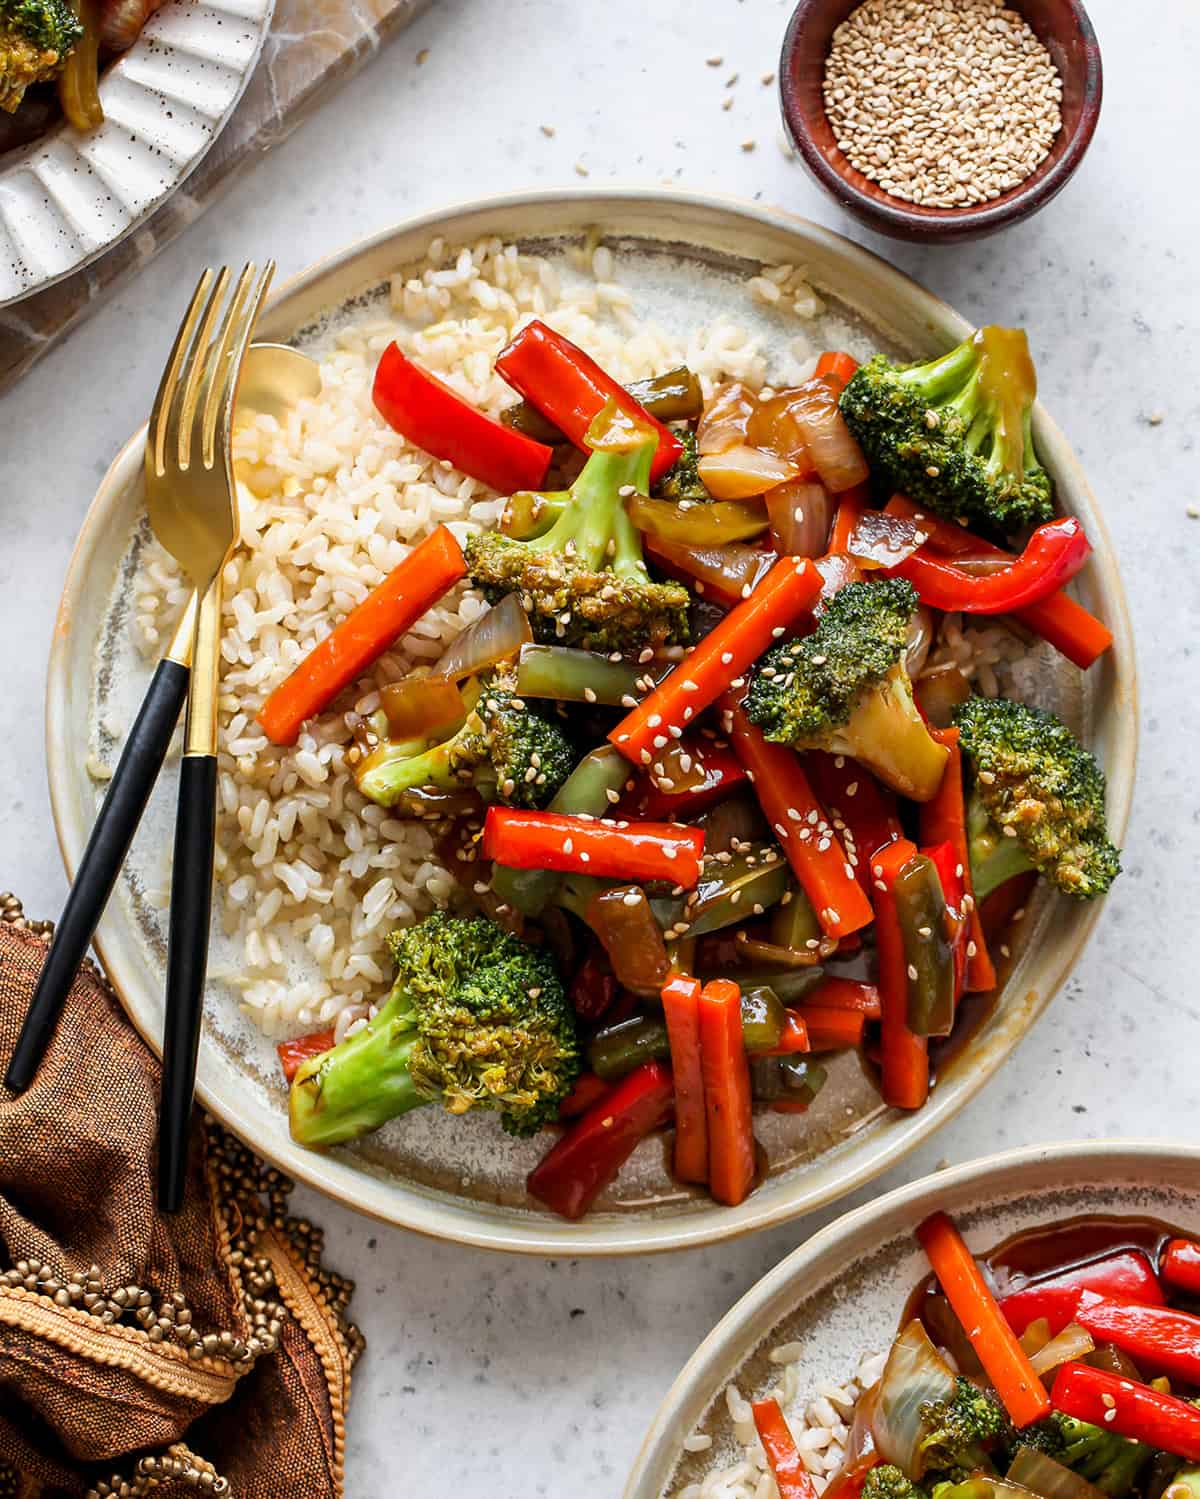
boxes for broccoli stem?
[834,664,951,804]
[539,442,653,572]
[894,338,982,404]
[355,740,460,806]
[967,791,1035,902]
[289,988,429,1146]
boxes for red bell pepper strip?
[801,977,882,1019]
[761,1010,811,1055]
[889,516,1092,615]
[277,1029,336,1084]
[496,320,682,484]
[752,1399,819,1499]
[1071,1294,1200,1384]
[999,1251,1165,1337]
[373,343,552,493]
[527,1059,675,1220]
[922,839,968,1003]
[805,750,903,890]
[609,556,822,766]
[872,839,929,1110]
[828,487,870,554]
[258,525,467,745]
[482,808,705,887]
[629,740,748,821]
[919,728,995,993]
[661,973,708,1184]
[815,351,859,390]
[1051,1362,1200,1462]
[885,496,1112,669]
[796,1007,866,1051]
[722,698,875,940]
[557,1072,612,1120]
[698,979,757,1207]
[918,1210,1052,1428]
[1162,1239,1200,1297]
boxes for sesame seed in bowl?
[779,0,1103,242]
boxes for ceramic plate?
[46,190,1137,1254]
[0,0,273,305]
[624,1141,1200,1497]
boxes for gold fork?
[145,262,274,1211]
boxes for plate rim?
[621,1139,1200,1498]
[0,0,275,308]
[45,187,1139,1256]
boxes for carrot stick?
[698,979,756,1207]
[885,495,1112,671]
[608,556,821,766]
[722,697,874,940]
[661,973,708,1184]
[872,838,929,1110]
[919,727,995,993]
[752,1399,818,1499]
[917,1210,1052,1428]
[258,525,467,745]
[796,1007,867,1051]
[828,487,870,554]
[801,977,882,1019]
[481,809,705,887]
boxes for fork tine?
[146,268,215,482]
[196,262,256,471]
[173,266,231,473]
[211,261,275,461]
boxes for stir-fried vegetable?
[483,808,705,886]
[433,594,533,682]
[259,525,467,746]
[496,319,682,483]
[872,1319,960,1475]
[754,1399,820,1499]
[373,344,552,492]
[1051,1364,1200,1464]
[917,1211,1052,1428]
[584,884,670,996]
[662,973,708,1184]
[698,980,756,1207]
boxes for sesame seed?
[653,735,668,749]
[918,925,932,938]
[1000,944,1011,958]
[663,845,678,860]
[721,652,734,665]
[639,648,655,664]
[621,694,639,708]
[647,713,662,727]
[730,889,741,903]
[875,880,887,892]
[580,851,590,862]
[584,687,597,703]
[639,749,652,764]
[967,941,978,958]
[622,890,640,906]
[787,808,802,822]
[562,838,574,854]
[681,680,699,692]
[907,964,919,982]
[605,788,621,804]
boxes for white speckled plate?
[0,0,273,305]
[47,191,1137,1255]
[624,1142,1200,1498]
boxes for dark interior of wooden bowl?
[782,0,1100,228]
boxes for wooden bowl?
[779,0,1103,242]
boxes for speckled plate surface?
[0,0,273,306]
[46,191,1137,1254]
[624,1142,1200,1498]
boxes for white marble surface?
[2,1,1198,1493]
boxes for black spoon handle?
[157,752,218,1212]
[4,657,189,1093]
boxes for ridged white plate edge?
[0,0,273,305]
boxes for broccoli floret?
[1,0,81,111]
[353,664,573,810]
[465,421,690,652]
[745,577,949,802]
[955,695,1120,901]
[839,328,1053,536]
[655,430,711,502]
[918,1378,1008,1480]
[289,911,580,1144]
[864,1466,930,1499]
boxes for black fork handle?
[157,752,218,1212]
[4,658,190,1093]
